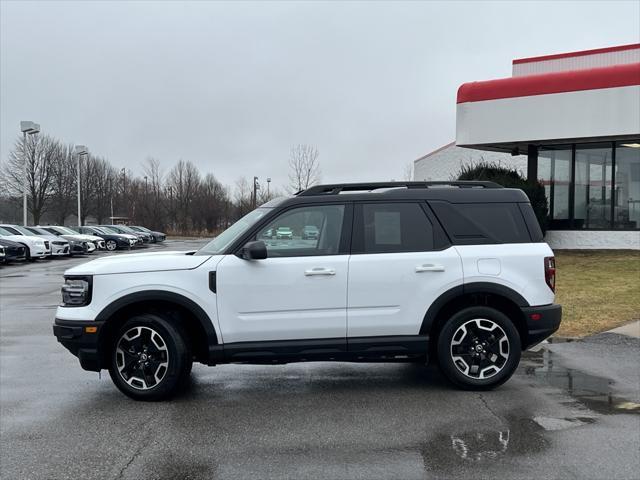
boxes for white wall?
[413,143,527,181]
[545,230,640,250]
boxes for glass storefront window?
[574,144,612,229]
[539,146,572,228]
[614,142,640,229]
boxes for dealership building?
[418,44,640,249]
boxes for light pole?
[267,177,271,198]
[20,121,40,226]
[75,145,88,226]
[252,176,260,209]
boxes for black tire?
[105,240,117,251]
[108,314,192,401]
[437,306,521,390]
[22,244,34,262]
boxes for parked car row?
[0,224,165,264]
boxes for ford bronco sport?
[54,181,561,400]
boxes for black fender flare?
[95,290,219,347]
[419,282,529,335]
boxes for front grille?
[53,241,66,245]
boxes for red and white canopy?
[456,44,640,151]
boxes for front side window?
[256,204,345,257]
[353,203,434,254]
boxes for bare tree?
[167,160,201,231]
[49,144,76,225]
[142,157,165,229]
[3,134,61,224]
[234,177,252,217]
[288,144,321,193]
[402,162,414,181]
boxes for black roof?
[276,181,529,206]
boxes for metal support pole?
[77,153,82,227]
[23,132,28,226]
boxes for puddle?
[519,349,640,415]
[421,414,548,465]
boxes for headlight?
[61,276,93,307]
[35,240,45,247]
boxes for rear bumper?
[53,318,104,371]
[522,303,562,348]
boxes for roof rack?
[297,181,502,196]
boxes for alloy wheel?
[115,326,169,390]
[450,318,509,380]
[106,240,117,251]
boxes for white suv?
[54,181,561,400]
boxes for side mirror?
[240,240,267,260]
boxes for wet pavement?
[1,240,639,480]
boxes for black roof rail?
[297,181,502,196]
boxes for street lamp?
[267,177,271,197]
[75,145,88,226]
[20,121,40,226]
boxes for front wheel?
[108,314,192,401]
[437,306,521,390]
[105,240,117,251]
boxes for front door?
[216,203,350,344]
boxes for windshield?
[56,226,79,235]
[197,207,270,255]
[92,227,108,234]
[26,227,47,235]
[116,225,136,233]
[12,226,36,236]
[134,226,151,232]
[0,226,15,236]
[100,226,120,234]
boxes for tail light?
[544,256,556,292]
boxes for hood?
[59,234,93,242]
[0,234,44,245]
[39,234,67,242]
[60,233,102,242]
[0,238,24,248]
[78,234,104,242]
[65,251,216,275]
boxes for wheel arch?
[95,290,220,368]
[421,282,530,354]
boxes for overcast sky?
[2,0,639,191]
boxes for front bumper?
[53,318,104,371]
[50,244,69,256]
[522,303,562,348]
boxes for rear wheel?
[437,306,521,390]
[108,314,192,401]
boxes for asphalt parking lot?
[1,240,639,480]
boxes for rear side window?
[353,203,434,253]
[429,201,531,244]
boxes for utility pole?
[75,145,88,227]
[20,121,40,226]
[252,176,259,209]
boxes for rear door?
[347,202,463,338]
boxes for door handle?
[304,267,336,276]
[415,264,445,272]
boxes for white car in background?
[23,227,71,256]
[0,225,48,260]
[40,226,103,252]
